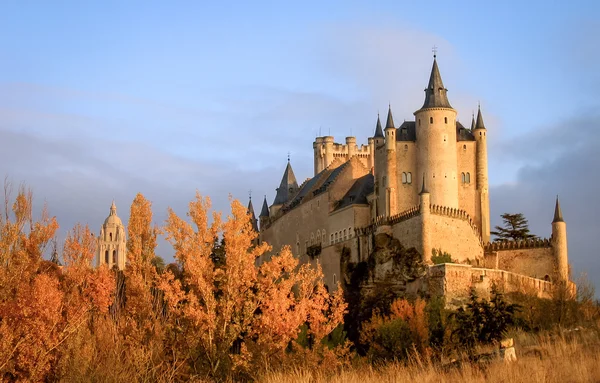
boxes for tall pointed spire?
[475,104,486,130]
[553,196,564,223]
[247,197,258,232]
[385,104,395,129]
[421,56,452,109]
[273,161,299,205]
[374,113,384,138]
[470,112,476,131]
[259,195,270,217]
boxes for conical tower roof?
[475,105,486,130]
[421,57,452,109]
[374,114,384,138]
[553,196,564,223]
[259,195,270,217]
[273,160,299,205]
[385,105,395,129]
[470,113,476,131]
[247,198,258,232]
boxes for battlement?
[429,204,482,244]
[484,238,552,252]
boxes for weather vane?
[287,152,290,162]
[432,45,438,58]
[248,189,252,200]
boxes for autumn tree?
[161,193,347,380]
[491,213,537,242]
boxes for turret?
[271,159,299,216]
[473,105,490,242]
[313,136,324,175]
[414,55,459,208]
[551,197,569,282]
[247,197,259,233]
[259,195,270,231]
[373,114,385,216]
[346,136,357,158]
[384,105,398,215]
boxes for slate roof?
[247,199,258,232]
[397,121,416,141]
[553,196,564,223]
[385,106,395,129]
[259,196,270,217]
[374,114,384,138]
[456,121,475,141]
[475,106,486,130]
[335,173,374,211]
[420,58,453,110]
[273,161,299,205]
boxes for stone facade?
[255,56,571,302]
[96,201,127,270]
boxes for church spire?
[421,56,452,109]
[385,105,395,129]
[470,113,476,131]
[374,113,384,138]
[475,104,486,130]
[553,196,564,223]
[273,160,299,205]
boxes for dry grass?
[260,332,600,383]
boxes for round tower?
[313,137,324,175]
[346,136,356,158]
[473,106,491,243]
[367,137,375,170]
[323,136,334,171]
[419,174,431,263]
[414,56,459,208]
[373,114,385,216]
[97,201,127,270]
[384,106,398,216]
[551,197,569,282]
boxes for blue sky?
[1,1,599,288]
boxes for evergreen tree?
[491,213,537,241]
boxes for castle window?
[461,172,466,183]
[310,233,314,245]
[402,172,407,184]
[112,250,116,264]
[333,274,337,285]
[430,117,433,124]
[322,229,326,243]
[466,172,471,183]
[316,231,321,243]
[348,227,352,238]
[407,172,412,184]
[463,144,467,150]
[110,232,113,241]
[330,234,334,245]
[444,117,448,124]
[419,119,421,126]
[105,250,109,264]
[343,229,346,240]
[443,135,447,142]
[335,233,338,243]
[404,144,408,150]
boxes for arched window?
[109,232,113,241]
[330,234,334,245]
[461,172,465,183]
[402,172,407,184]
[444,117,448,124]
[105,250,109,264]
[430,117,433,124]
[343,229,346,240]
[322,229,326,243]
[407,172,412,184]
[112,250,116,264]
[335,233,338,242]
[310,232,314,245]
[466,172,471,183]
[316,231,321,243]
[348,227,352,238]
[418,119,421,126]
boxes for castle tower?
[419,174,431,263]
[414,56,459,208]
[551,197,569,282]
[473,106,491,243]
[313,136,335,175]
[97,201,127,270]
[270,159,299,216]
[384,106,398,216]
[259,195,270,231]
[346,136,357,158]
[247,197,259,233]
[373,114,385,216]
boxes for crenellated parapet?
[429,204,482,243]
[355,206,422,236]
[484,238,552,252]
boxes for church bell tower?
[97,201,127,270]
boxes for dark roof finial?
[420,56,452,109]
[553,195,564,223]
[432,45,438,59]
[374,113,384,138]
[475,104,486,130]
[385,104,395,129]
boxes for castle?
[254,56,572,305]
